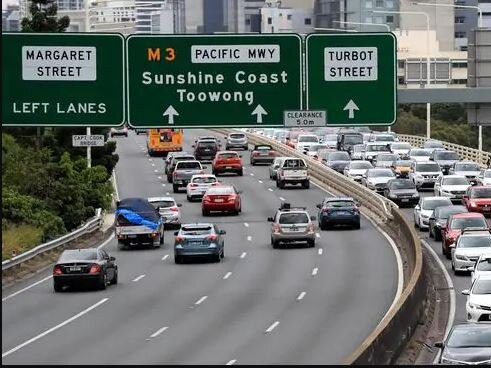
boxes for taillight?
[169,207,179,212]
[175,236,185,242]
[200,170,205,174]
[173,171,177,177]
[53,265,63,275]
[308,224,315,233]
[190,183,198,187]
[279,169,284,176]
[322,208,332,214]
[89,264,102,274]
[227,195,236,202]
[268,151,274,156]
[207,235,218,242]
[252,152,259,157]
[203,195,210,202]
[272,224,281,234]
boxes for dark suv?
[194,140,219,162]
[336,131,363,152]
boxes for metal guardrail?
[398,134,491,168]
[2,208,103,271]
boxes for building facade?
[2,5,21,31]
[480,0,491,27]
[135,0,185,34]
[260,2,314,33]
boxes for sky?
[3,0,20,10]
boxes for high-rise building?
[2,4,21,31]
[313,0,346,28]
[20,0,86,18]
[453,0,478,51]
[260,1,314,33]
[479,0,491,27]
[135,0,185,33]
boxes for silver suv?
[268,203,316,248]
[225,132,248,150]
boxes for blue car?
[174,223,226,263]
[316,197,361,230]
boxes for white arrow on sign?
[163,105,179,125]
[251,104,267,124]
[343,100,359,119]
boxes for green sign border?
[305,32,397,126]
[1,32,126,127]
[125,33,303,128]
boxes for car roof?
[180,223,214,230]
[423,196,450,201]
[442,175,468,179]
[176,160,201,164]
[325,197,355,202]
[451,323,491,332]
[216,150,239,154]
[191,174,216,178]
[470,185,490,190]
[476,274,491,281]
[450,212,486,218]
[148,196,175,202]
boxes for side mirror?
[116,200,121,206]
[267,217,274,222]
[356,202,362,207]
[434,341,444,349]
[174,231,179,236]
[310,216,317,221]
[109,256,116,261]
[461,289,470,296]
[219,230,226,235]
[177,203,183,207]
[316,204,322,209]
[463,195,469,199]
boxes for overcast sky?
[3,0,20,10]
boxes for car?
[316,197,360,230]
[450,161,482,185]
[285,129,305,148]
[174,223,226,263]
[268,203,316,248]
[53,248,117,292]
[451,229,491,274]
[383,178,419,207]
[194,139,220,162]
[470,253,491,284]
[250,144,276,165]
[361,168,396,193]
[212,151,243,176]
[391,159,414,178]
[429,205,468,241]
[373,153,398,168]
[272,129,288,143]
[462,275,491,322]
[336,131,364,152]
[225,132,248,150]
[362,142,391,162]
[408,148,432,162]
[109,126,128,138]
[321,133,338,149]
[276,157,310,189]
[166,153,196,182]
[304,144,330,160]
[269,156,289,180]
[442,212,489,258]
[434,323,491,364]
[194,135,220,146]
[409,161,442,190]
[413,196,453,230]
[320,150,351,173]
[389,142,412,157]
[349,144,366,160]
[172,160,206,192]
[135,128,147,135]
[202,185,242,215]
[369,133,397,143]
[186,174,219,201]
[430,149,460,174]
[295,134,320,153]
[343,160,373,183]
[463,186,491,216]
[434,175,471,203]
[148,196,182,229]
[477,169,491,186]
[422,139,444,152]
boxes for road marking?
[244,223,249,227]
[151,164,155,167]
[2,275,53,302]
[250,173,254,176]
[316,233,321,239]
[166,192,170,195]
[158,176,162,180]
[226,360,237,365]
[148,158,152,161]
[195,296,208,305]
[161,255,169,261]
[268,188,273,192]
[279,197,285,201]
[258,180,263,183]
[1,298,109,358]
[149,326,169,338]
[297,291,306,301]
[318,248,323,255]
[247,236,252,241]
[162,184,166,187]
[132,274,146,282]
[265,321,280,333]
[240,252,247,259]
[223,272,232,280]
[312,267,318,276]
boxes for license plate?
[127,234,137,238]
[259,153,268,156]
[336,211,349,215]
[401,199,409,203]
[225,166,233,169]
[214,199,224,202]
[69,266,82,272]
[204,149,211,152]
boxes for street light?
[333,20,390,32]
[371,9,432,139]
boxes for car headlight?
[421,213,429,218]
[455,254,468,261]
[175,244,183,249]
[412,193,419,198]
[389,194,397,198]
[367,155,373,159]
[470,200,477,207]
[208,243,217,248]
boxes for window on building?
[386,15,394,23]
[386,0,393,7]
[398,60,405,69]
[279,13,282,17]
[455,16,465,24]
[375,16,383,24]
[376,0,383,7]
[452,61,467,68]
[455,31,465,38]
[268,17,272,25]
[245,18,251,25]
[366,0,372,8]
[287,14,292,20]
[304,18,312,25]
[365,17,372,23]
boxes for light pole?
[412,1,484,152]
[372,9,431,138]
[333,20,390,32]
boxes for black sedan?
[317,197,361,230]
[383,178,419,207]
[53,248,117,292]
[320,151,351,173]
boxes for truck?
[172,160,206,193]
[115,198,165,249]
[276,157,310,189]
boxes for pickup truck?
[115,198,164,249]
[172,160,206,193]
[276,157,310,189]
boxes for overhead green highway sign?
[126,34,302,128]
[1,32,125,127]
[306,33,397,126]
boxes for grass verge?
[2,224,44,261]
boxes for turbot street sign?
[2,33,125,126]
[306,33,397,126]
[126,34,302,128]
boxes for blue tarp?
[115,198,162,231]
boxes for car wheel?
[98,273,107,290]
[53,281,63,292]
[303,180,310,189]
[278,180,285,189]
[110,269,118,285]
[215,253,221,263]
[167,175,173,183]
[202,208,209,216]
[238,169,243,176]
[354,221,361,230]
[272,239,279,249]
[173,184,179,193]
[174,255,181,264]
[307,239,315,248]
[187,195,192,202]
[220,248,224,258]
[159,231,164,245]
[435,231,441,241]
[117,240,126,250]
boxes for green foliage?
[21,0,70,33]
[2,223,44,260]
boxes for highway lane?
[2,130,399,364]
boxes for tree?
[21,0,70,33]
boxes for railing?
[2,208,103,272]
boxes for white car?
[295,134,319,153]
[478,169,491,186]
[362,142,391,162]
[350,144,366,160]
[148,196,182,229]
[409,148,432,162]
[374,153,399,168]
[462,274,491,323]
[470,252,491,284]
[413,196,453,230]
[451,230,491,274]
[409,161,442,190]
[450,161,482,185]
[369,133,398,143]
[390,142,412,157]
[186,174,219,201]
[361,168,395,193]
[434,175,471,202]
[343,160,373,183]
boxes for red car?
[441,212,489,258]
[462,186,491,216]
[250,144,276,165]
[202,185,242,216]
[212,151,243,176]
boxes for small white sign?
[22,46,97,81]
[284,110,326,127]
[72,134,105,147]
[191,45,280,63]
[324,47,377,81]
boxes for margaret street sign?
[306,33,397,126]
[1,33,125,127]
[126,34,302,128]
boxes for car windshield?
[443,177,469,185]
[229,134,245,139]
[485,170,491,178]
[434,151,459,160]
[353,145,365,152]
[395,160,413,167]
[176,161,201,169]
[410,149,430,156]
[59,249,98,261]
[328,152,350,161]
[423,199,452,210]
[310,144,329,152]
[207,187,234,195]
[424,141,443,148]
[378,154,398,161]
[391,143,411,150]
[172,156,194,164]
[192,176,217,184]
[181,226,212,236]
[470,188,491,198]
[455,163,480,171]
[390,180,415,190]
[436,206,467,219]
[298,136,318,143]
[350,162,372,169]
[417,164,440,172]
[324,134,337,141]
[325,200,355,208]
[373,135,394,142]
[472,279,491,294]
[477,259,491,271]
[367,145,390,152]
[458,236,491,248]
[149,200,175,208]
[218,153,239,159]
[279,213,309,224]
[446,327,491,348]
[368,170,394,178]
[283,160,306,169]
[451,217,487,229]
[344,135,363,144]
[198,142,217,148]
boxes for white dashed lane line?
[132,275,146,282]
[279,197,285,201]
[223,272,232,280]
[161,255,169,261]
[244,223,249,227]
[250,173,254,176]
[195,296,208,305]
[315,233,321,239]
[265,321,280,334]
[154,169,158,173]
[268,188,273,192]
[247,236,252,242]
[297,291,306,301]
[318,248,323,255]
[149,326,168,339]
[258,180,263,184]
[226,360,237,365]
[312,268,319,276]
[240,252,247,259]
[158,176,162,180]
